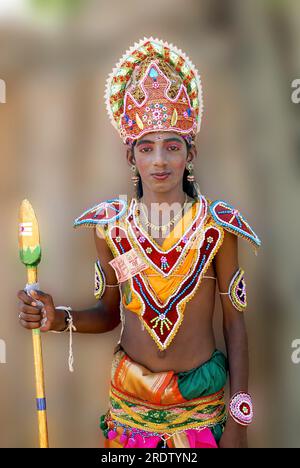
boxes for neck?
[139,187,187,208]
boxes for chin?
[151,185,172,193]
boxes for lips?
[151,172,171,180]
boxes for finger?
[19,312,42,323]
[26,290,45,308]
[20,319,41,330]
[40,316,51,333]
[20,303,42,315]
[17,290,38,307]
[29,290,53,307]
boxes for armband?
[229,392,253,426]
[94,259,119,300]
[219,267,247,312]
[94,259,106,300]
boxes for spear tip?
[18,199,41,267]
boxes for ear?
[186,144,197,163]
[126,146,135,166]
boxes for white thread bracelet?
[51,306,76,373]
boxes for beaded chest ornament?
[107,199,224,350]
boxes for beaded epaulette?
[209,200,261,251]
[73,198,127,229]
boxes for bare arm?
[214,230,249,447]
[17,227,121,334]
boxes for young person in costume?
[17,38,261,448]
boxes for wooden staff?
[18,199,49,448]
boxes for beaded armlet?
[219,267,247,312]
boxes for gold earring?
[186,162,195,182]
[131,164,139,187]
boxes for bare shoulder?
[216,229,238,262]
[213,230,239,291]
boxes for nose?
[152,146,167,167]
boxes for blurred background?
[0,0,299,448]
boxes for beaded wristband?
[229,392,253,426]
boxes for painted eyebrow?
[136,139,155,147]
[136,137,183,147]
[163,138,184,144]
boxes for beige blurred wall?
[0,0,300,447]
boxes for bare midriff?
[120,263,217,373]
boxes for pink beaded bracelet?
[229,392,253,426]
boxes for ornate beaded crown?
[105,37,203,144]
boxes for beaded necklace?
[126,196,206,277]
[136,194,189,234]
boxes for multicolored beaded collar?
[126,195,207,277]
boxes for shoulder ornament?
[73,198,127,229]
[209,199,261,252]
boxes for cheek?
[135,157,149,175]
[170,156,186,173]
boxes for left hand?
[218,417,248,448]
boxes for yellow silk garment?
[122,199,207,314]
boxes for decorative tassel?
[120,434,128,445]
[107,429,118,440]
[120,428,128,445]
[126,437,137,448]
[99,414,107,431]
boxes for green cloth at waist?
[177,349,228,400]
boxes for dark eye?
[140,147,152,153]
[167,145,179,151]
